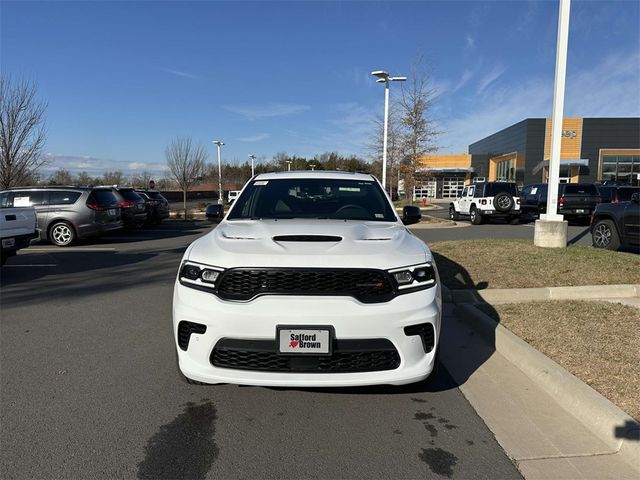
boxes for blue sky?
[2,0,639,178]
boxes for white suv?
[173,171,441,387]
[449,181,521,225]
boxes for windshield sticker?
[254,180,268,186]
[339,187,360,192]
[375,213,384,218]
[14,197,31,207]
[531,187,538,194]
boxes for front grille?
[177,321,206,350]
[211,338,401,373]
[216,268,394,303]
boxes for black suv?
[112,187,147,229]
[520,183,600,221]
[596,185,640,204]
[135,190,170,225]
[591,192,640,250]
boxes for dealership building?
[415,117,640,198]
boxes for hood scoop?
[273,235,342,242]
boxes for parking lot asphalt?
[1,221,521,479]
[420,207,594,246]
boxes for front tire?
[470,206,483,225]
[49,221,76,247]
[449,205,460,221]
[592,220,620,250]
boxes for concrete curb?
[448,284,640,304]
[408,218,469,230]
[454,302,640,471]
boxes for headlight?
[388,263,436,291]
[179,261,224,290]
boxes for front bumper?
[173,282,441,387]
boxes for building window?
[601,154,639,185]
[496,158,515,181]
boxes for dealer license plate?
[2,237,15,248]
[278,327,331,355]
[108,209,116,216]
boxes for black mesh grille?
[404,323,435,353]
[211,338,400,373]
[177,321,207,351]
[216,268,394,303]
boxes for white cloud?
[476,64,506,94]
[223,103,310,120]
[437,50,640,153]
[41,154,167,178]
[237,133,270,143]
[284,103,376,158]
[453,69,474,92]
[465,35,475,49]
[161,68,200,79]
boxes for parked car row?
[0,186,170,247]
[447,181,639,251]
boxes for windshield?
[484,183,519,196]
[227,178,397,222]
[563,184,598,195]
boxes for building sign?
[544,118,583,160]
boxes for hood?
[187,219,431,270]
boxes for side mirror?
[402,205,422,225]
[632,192,640,203]
[205,204,224,222]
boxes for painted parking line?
[4,264,57,267]
[103,237,153,241]
[25,247,117,252]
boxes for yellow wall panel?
[544,118,583,159]
[419,154,471,169]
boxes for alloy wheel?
[52,224,73,246]
[593,224,611,248]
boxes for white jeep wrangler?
[449,181,521,225]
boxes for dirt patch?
[478,301,640,420]
[431,239,640,289]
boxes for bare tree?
[131,170,154,188]
[76,171,94,186]
[0,76,48,189]
[102,170,125,185]
[166,136,207,219]
[368,102,403,196]
[398,60,440,203]
[48,168,74,185]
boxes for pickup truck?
[520,183,601,221]
[0,206,38,266]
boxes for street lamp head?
[212,140,224,146]
[371,70,389,79]
[390,76,407,82]
[248,154,256,159]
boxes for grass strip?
[430,239,640,289]
[477,300,640,421]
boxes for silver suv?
[0,187,123,246]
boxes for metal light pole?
[372,70,406,195]
[285,160,292,171]
[212,140,224,205]
[534,0,571,248]
[248,154,256,177]
[309,163,317,171]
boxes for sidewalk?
[442,287,640,479]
